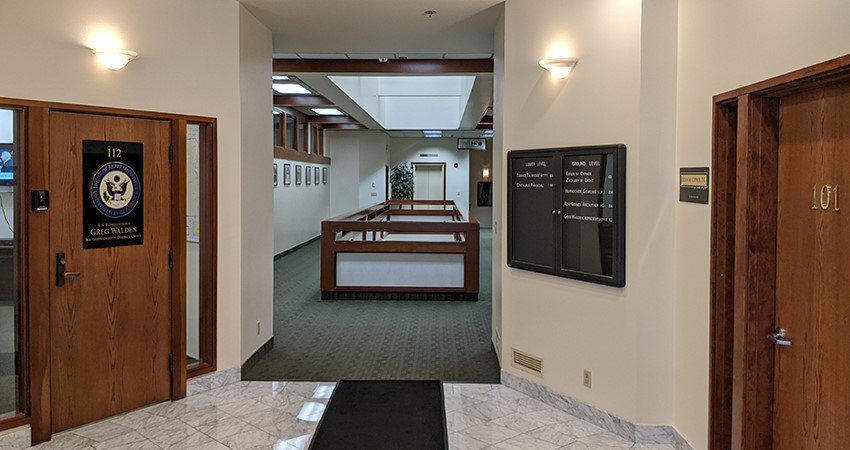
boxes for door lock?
[767,327,792,347]
[56,253,81,287]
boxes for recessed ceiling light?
[481,130,494,138]
[272,75,290,80]
[423,130,442,138]
[273,83,311,94]
[312,108,344,116]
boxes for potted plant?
[390,163,414,200]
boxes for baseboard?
[322,291,477,301]
[500,371,694,450]
[240,337,274,376]
[275,235,321,260]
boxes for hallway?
[242,230,500,382]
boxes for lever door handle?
[767,328,791,347]
[56,253,81,287]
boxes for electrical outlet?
[256,321,261,336]
[583,369,592,388]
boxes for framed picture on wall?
[273,163,278,187]
[305,166,311,185]
[314,166,320,185]
[477,181,492,207]
[322,167,327,184]
[295,165,302,185]
[283,163,291,186]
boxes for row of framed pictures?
[273,163,327,187]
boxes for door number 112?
[812,184,840,211]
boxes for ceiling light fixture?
[92,48,138,70]
[481,129,494,138]
[272,75,290,80]
[273,83,311,94]
[423,130,442,138]
[312,108,344,116]
[539,57,579,79]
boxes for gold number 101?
[812,184,840,212]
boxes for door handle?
[767,328,791,347]
[56,252,81,287]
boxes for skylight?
[273,83,311,94]
[328,75,475,130]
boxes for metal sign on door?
[82,140,144,249]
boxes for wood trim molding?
[274,58,494,74]
[273,95,333,107]
[170,119,188,399]
[273,146,331,165]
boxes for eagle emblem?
[90,162,140,218]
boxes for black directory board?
[508,144,626,287]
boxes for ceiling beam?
[274,94,333,107]
[322,123,369,131]
[274,59,493,74]
[306,116,361,124]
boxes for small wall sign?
[83,140,144,249]
[679,167,709,204]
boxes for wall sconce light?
[482,167,490,179]
[92,48,138,70]
[539,57,578,79]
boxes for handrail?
[320,200,480,297]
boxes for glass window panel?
[273,114,282,147]
[186,124,201,365]
[285,115,296,149]
[298,121,306,152]
[0,107,21,419]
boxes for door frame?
[411,162,447,201]
[709,54,850,450]
[0,97,218,444]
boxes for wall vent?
[511,348,543,377]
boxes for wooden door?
[774,84,850,448]
[48,112,172,432]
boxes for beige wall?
[239,5,274,363]
[0,0,250,370]
[674,1,850,447]
[500,0,668,424]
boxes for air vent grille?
[512,348,543,376]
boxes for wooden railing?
[320,200,479,299]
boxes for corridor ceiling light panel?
[423,130,443,138]
[311,108,344,116]
[272,75,290,80]
[273,83,312,94]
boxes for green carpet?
[242,229,500,382]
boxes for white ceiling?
[239,0,505,54]
[252,0,500,134]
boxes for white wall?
[273,159,331,254]
[492,8,505,362]
[0,0,246,370]
[239,5,273,364]
[390,138,470,214]
[674,2,850,447]
[326,131,389,217]
[499,0,677,427]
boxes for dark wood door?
[48,112,172,432]
[774,84,850,448]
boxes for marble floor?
[0,381,675,450]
